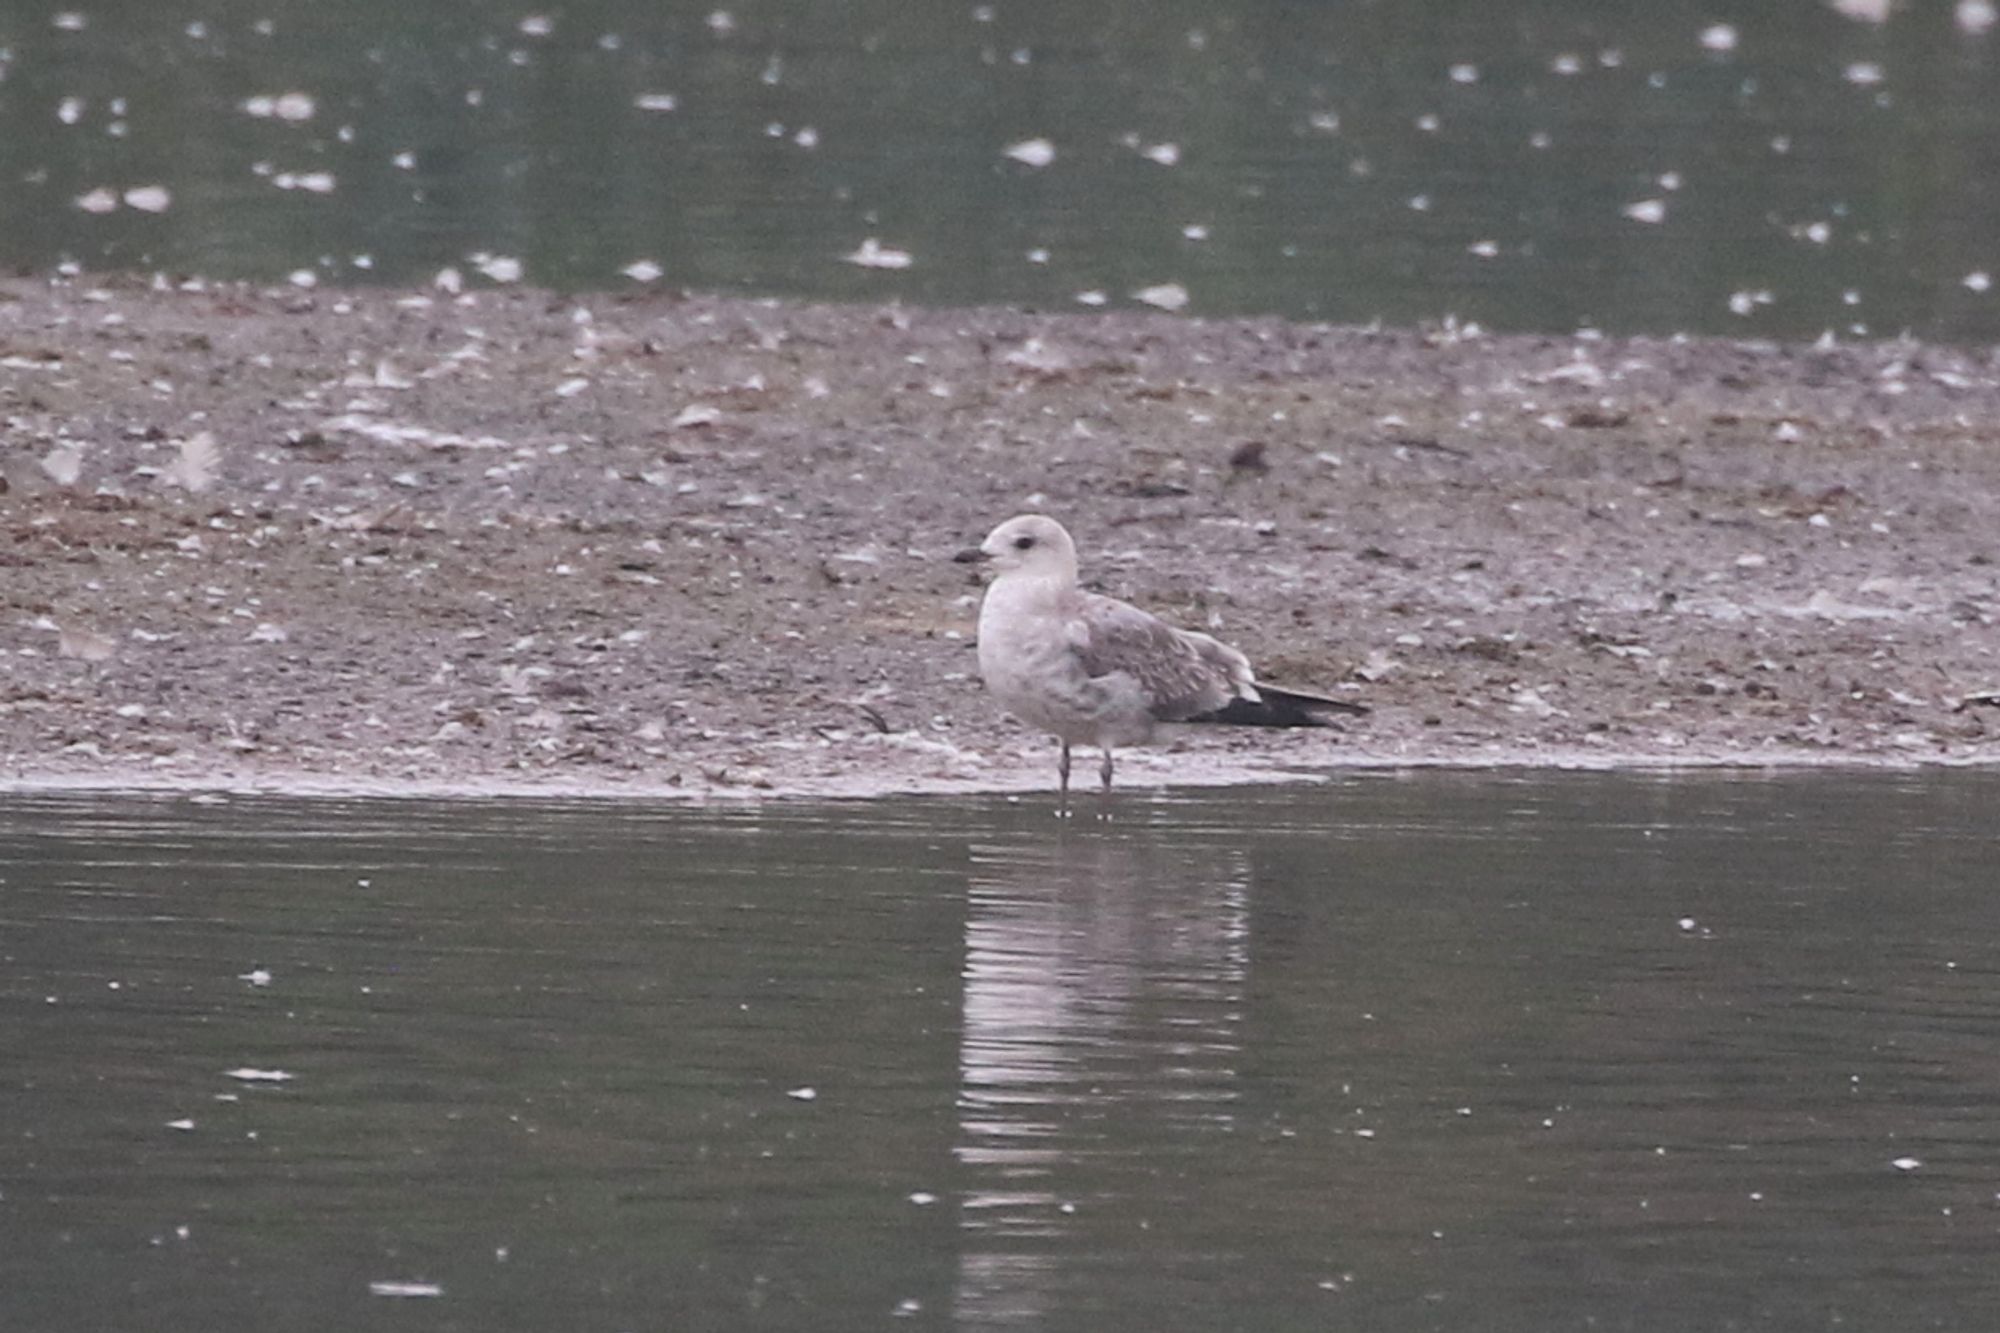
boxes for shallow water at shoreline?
[5,770,1999,1330]
[5,1,2000,339]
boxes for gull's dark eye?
[1013,535,1036,551]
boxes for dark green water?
[3,771,1999,1330]
[3,1,2000,338]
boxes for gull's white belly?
[976,585,1155,746]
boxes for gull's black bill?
[953,547,991,564]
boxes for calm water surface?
[3,1,2000,338]
[3,771,1999,1330]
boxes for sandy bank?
[3,276,1996,799]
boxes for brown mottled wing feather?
[1071,593,1252,720]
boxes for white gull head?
[968,513,1078,582]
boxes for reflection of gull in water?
[955,515,1367,797]
[953,834,1252,1324]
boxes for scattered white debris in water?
[1891,1156,1922,1172]
[1132,282,1189,311]
[1832,0,1894,20]
[368,1281,443,1299]
[1467,239,1500,258]
[1964,271,1992,293]
[74,187,119,214]
[1700,23,1739,52]
[53,12,88,31]
[239,968,273,987]
[1623,198,1667,224]
[786,1086,818,1101]
[242,92,317,122]
[1844,62,1885,85]
[842,238,912,269]
[473,254,524,283]
[908,1191,937,1205]
[122,185,173,213]
[224,1067,295,1082]
[1961,0,1998,33]
[1139,141,1181,166]
[621,259,663,282]
[519,14,554,36]
[634,92,678,112]
[166,1118,196,1132]
[1678,917,1698,932]
[1003,137,1056,168]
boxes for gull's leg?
[1057,740,1072,817]
[1099,747,1115,793]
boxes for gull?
[956,514,1366,796]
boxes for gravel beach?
[3,275,1996,798]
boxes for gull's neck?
[985,564,1076,616]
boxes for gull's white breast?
[976,576,1116,743]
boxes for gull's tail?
[1191,686,1368,728]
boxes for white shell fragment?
[165,432,220,493]
[842,238,913,270]
[40,445,83,486]
[58,624,116,663]
[1132,282,1189,312]
[474,255,524,283]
